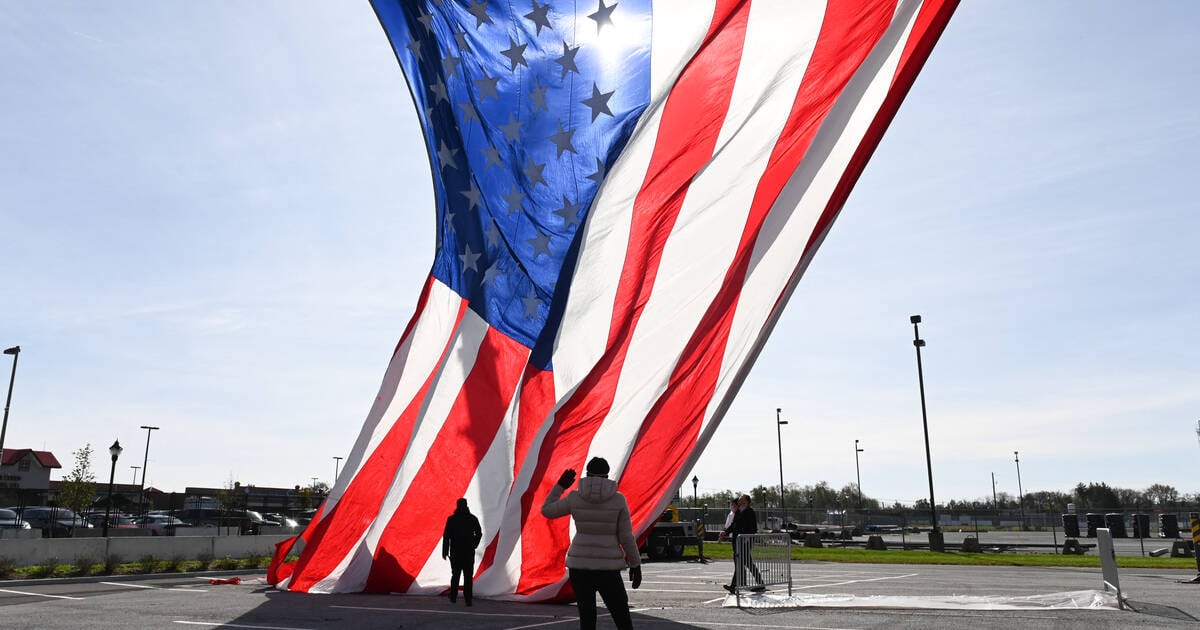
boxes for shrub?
[163,556,185,573]
[104,554,122,574]
[196,551,214,571]
[0,557,15,579]
[71,556,97,577]
[212,556,239,570]
[137,554,160,574]
[241,553,268,569]
[30,557,60,579]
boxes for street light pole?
[103,440,123,537]
[776,408,788,520]
[854,439,864,508]
[333,456,343,485]
[1014,451,1026,531]
[1,346,21,463]
[131,465,140,485]
[692,475,698,508]
[992,471,999,525]
[910,315,940,538]
[136,425,159,517]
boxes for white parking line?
[0,587,85,600]
[330,605,559,619]
[100,581,208,593]
[173,622,314,630]
[793,572,919,590]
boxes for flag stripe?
[364,322,529,592]
[286,285,469,592]
[618,0,900,534]
[511,0,751,595]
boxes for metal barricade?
[733,533,792,603]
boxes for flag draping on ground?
[270,0,958,599]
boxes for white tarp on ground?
[723,589,1119,610]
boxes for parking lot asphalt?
[2,559,1198,630]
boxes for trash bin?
[1104,513,1127,538]
[1061,513,1080,538]
[1085,513,1105,538]
[1160,514,1180,538]
[1132,513,1150,538]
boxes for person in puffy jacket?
[542,457,642,630]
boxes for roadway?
[2,557,1198,629]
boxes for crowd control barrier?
[732,533,792,605]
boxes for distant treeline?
[685,481,1187,512]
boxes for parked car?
[264,513,300,529]
[10,507,95,536]
[0,508,32,529]
[83,512,140,529]
[136,514,188,536]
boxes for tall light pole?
[910,315,940,538]
[103,440,123,537]
[854,439,864,508]
[776,408,788,519]
[992,471,999,525]
[1,346,21,463]
[1014,451,1026,531]
[333,456,343,484]
[691,475,698,508]
[136,425,159,517]
[131,465,140,485]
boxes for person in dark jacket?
[718,494,763,592]
[542,457,642,630]
[442,497,483,605]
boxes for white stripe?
[285,281,466,592]
[550,1,713,397]
[323,281,464,514]
[318,305,492,593]
[585,2,828,474]
[709,0,926,439]
[172,622,314,630]
[0,587,85,600]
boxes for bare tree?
[58,444,96,531]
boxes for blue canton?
[373,0,652,356]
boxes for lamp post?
[992,472,999,526]
[1014,451,1026,531]
[776,408,788,520]
[131,465,140,485]
[103,440,123,537]
[854,439,864,508]
[910,315,940,541]
[692,475,698,508]
[333,456,343,484]
[136,425,159,517]
[1,346,21,463]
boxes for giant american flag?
[270,0,958,599]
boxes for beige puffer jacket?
[541,476,641,570]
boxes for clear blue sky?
[2,2,1197,507]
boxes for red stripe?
[286,291,468,592]
[620,0,901,535]
[511,0,750,598]
[804,0,959,253]
[364,325,529,592]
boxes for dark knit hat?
[585,457,610,477]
